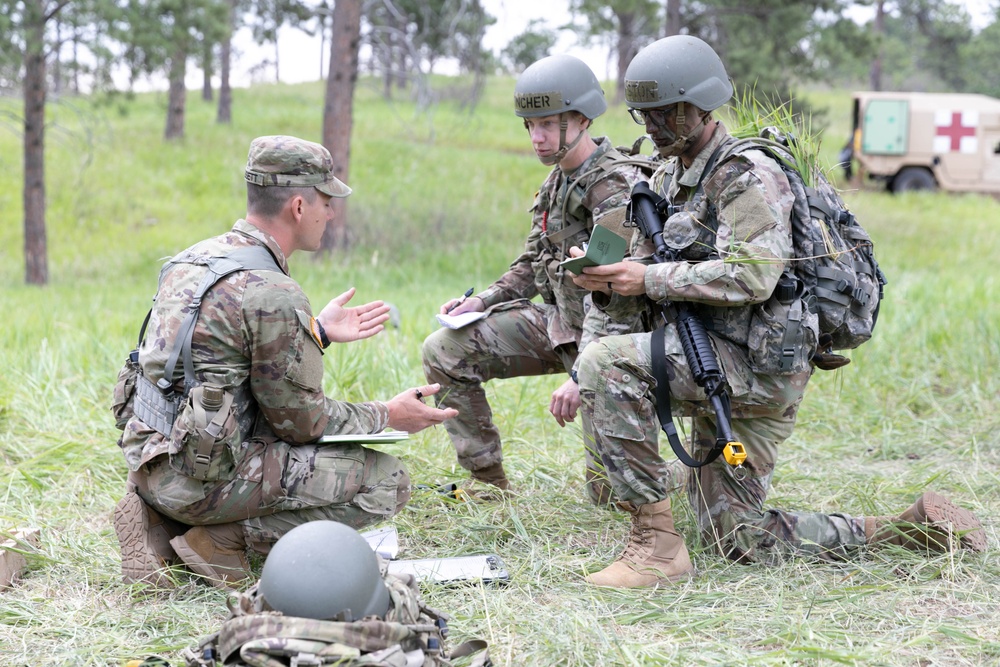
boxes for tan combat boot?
[114,491,185,587]
[586,498,695,588]
[865,491,986,553]
[170,523,252,589]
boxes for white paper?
[435,310,488,330]
[361,525,400,560]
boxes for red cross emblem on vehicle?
[933,110,978,153]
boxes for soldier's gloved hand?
[385,383,458,433]
[317,287,391,343]
[549,378,581,427]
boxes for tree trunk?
[274,37,280,83]
[72,26,80,93]
[665,0,681,37]
[615,11,637,103]
[320,0,361,250]
[382,30,393,99]
[217,0,235,123]
[165,45,187,140]
[53,16,62,96]
[24,0,48,285]
[202,42,214,101]
[869,0,884,91]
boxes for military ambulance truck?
[848,91,1000,194]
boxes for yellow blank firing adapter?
[723,441,747,467]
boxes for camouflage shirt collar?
[233,219,290,274]
[675,122,730,190]
[562,136,612,179]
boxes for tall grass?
[1,79,998,666]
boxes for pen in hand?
[446,287,475,313]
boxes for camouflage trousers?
[422,300,573,474]
[135,439,410,550]
[578,329,868,564]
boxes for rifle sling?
[650,326,726,468]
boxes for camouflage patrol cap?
[245,135,352,198]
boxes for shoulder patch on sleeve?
[296,309,324,352]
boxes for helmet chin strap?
[538,113,587,166]
[655,102,709,158]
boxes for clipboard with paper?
[558,224,627,274]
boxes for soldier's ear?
[287,194,305,221]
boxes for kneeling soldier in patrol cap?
[421,55,649,500]
[112,135,457,589]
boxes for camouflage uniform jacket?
[599,123,795,357]
[119,219,389,472]
[475,137,647,356]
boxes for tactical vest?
[530,140,661,347]
[113,245,283,480]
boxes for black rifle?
[629,181,746,469]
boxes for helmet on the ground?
[514,54,607,120]
[624,35,733,112]
[259,521,389,621]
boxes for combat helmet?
[258,521,390,621]
[514,54,607,120]
[624,35,732,112]
[624,35,733,157]
[514,54,606,165]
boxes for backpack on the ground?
[181,572,490,667]
[721,127,887,370]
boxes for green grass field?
[0,77,998,666]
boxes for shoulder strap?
[545,146,655,246]
[155,244,283,396]
[650,326,727,468]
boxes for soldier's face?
[298,191,334,251]
[524,113,585,161]
[636,104,681,147]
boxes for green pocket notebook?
[558,224,627,274]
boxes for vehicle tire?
[891,167,937,193]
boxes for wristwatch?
[570,369,579,384]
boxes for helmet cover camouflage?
[245,135,352,198]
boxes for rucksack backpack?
[180,572,490,667]
[719,127,887,369]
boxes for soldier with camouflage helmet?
[569,35,985,588]
[421,55,649,499]
[112,135,458,589]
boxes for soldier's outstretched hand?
[317,287,391,343]
[385,383,458,433]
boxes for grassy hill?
[0,77,998,666]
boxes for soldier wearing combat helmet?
[422,55,649,500]
[569,35,985,589]
[112,135,457,589]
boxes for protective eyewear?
[628,106,677,127]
